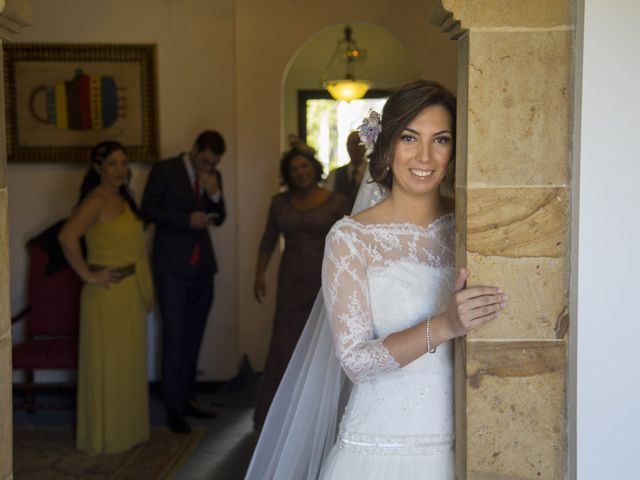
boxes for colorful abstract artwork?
[3,44,159,163]
[30,69,121,131]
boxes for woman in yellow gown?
[59,141,153,455]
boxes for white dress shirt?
[182,153,221,203]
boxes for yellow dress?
[76,205,153,455]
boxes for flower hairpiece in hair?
[357,110,382,156]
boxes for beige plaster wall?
[9,0,239,380]
[7,0,456,379]
[236,0,456,368]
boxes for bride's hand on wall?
[441,268,506,339]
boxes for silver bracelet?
[426,316,436,354]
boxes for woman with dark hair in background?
[252,138,349,430]
[59,141,152,455]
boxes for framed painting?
[3,43,159,163]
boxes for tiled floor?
[13,390,259,480]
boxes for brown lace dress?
[254,190,349,427]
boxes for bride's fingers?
[455,286,503,303]
[461,294,507,313]
[462,302,505,323]
[468,310,499,328]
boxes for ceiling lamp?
[322,25,371,102]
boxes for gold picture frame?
[3,43,159,163]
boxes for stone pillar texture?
[432,2,574,479]
[0,2,32,478]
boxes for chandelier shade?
[322,25,371,102]
[324,79,371,102]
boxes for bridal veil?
[245,169,386,480]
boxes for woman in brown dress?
[253,140,349,429]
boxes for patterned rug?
[13,427,205,479]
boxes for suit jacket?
[141,155,226,274]
[333,165,357,198]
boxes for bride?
[246,80,506,479]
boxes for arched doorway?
[235,6,457,371]
[281,23,420,175]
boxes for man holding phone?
[141,130,226,433]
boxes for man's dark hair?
[195,130,226,155]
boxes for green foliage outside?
[306,100,339,173]
[306,97,388,177]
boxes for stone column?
[432,2,574,478]
[0,1,31,478]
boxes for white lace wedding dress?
[245,171,457,479]
[317,213,456,479]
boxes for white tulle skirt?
[318,445,455,479]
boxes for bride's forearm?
[382,314,452,367]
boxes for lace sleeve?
[322,226,400,383]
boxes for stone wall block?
[454,337,468,479]
[440,0,573,30]
[467,254,568,340]
[0,0,33,39]
[466,186,568,258]
[455,32,469,188]
[0,47,5,189]
[454,182,469,478]
[467,31,572,186]
[454,184,467,267]
[465,340,566,479]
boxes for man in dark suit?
[141,131,226,433]
[325,131,367,211]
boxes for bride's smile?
[409,168,433,177]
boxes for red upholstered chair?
[11,220,82,411]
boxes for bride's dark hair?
[369,80,457,189]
